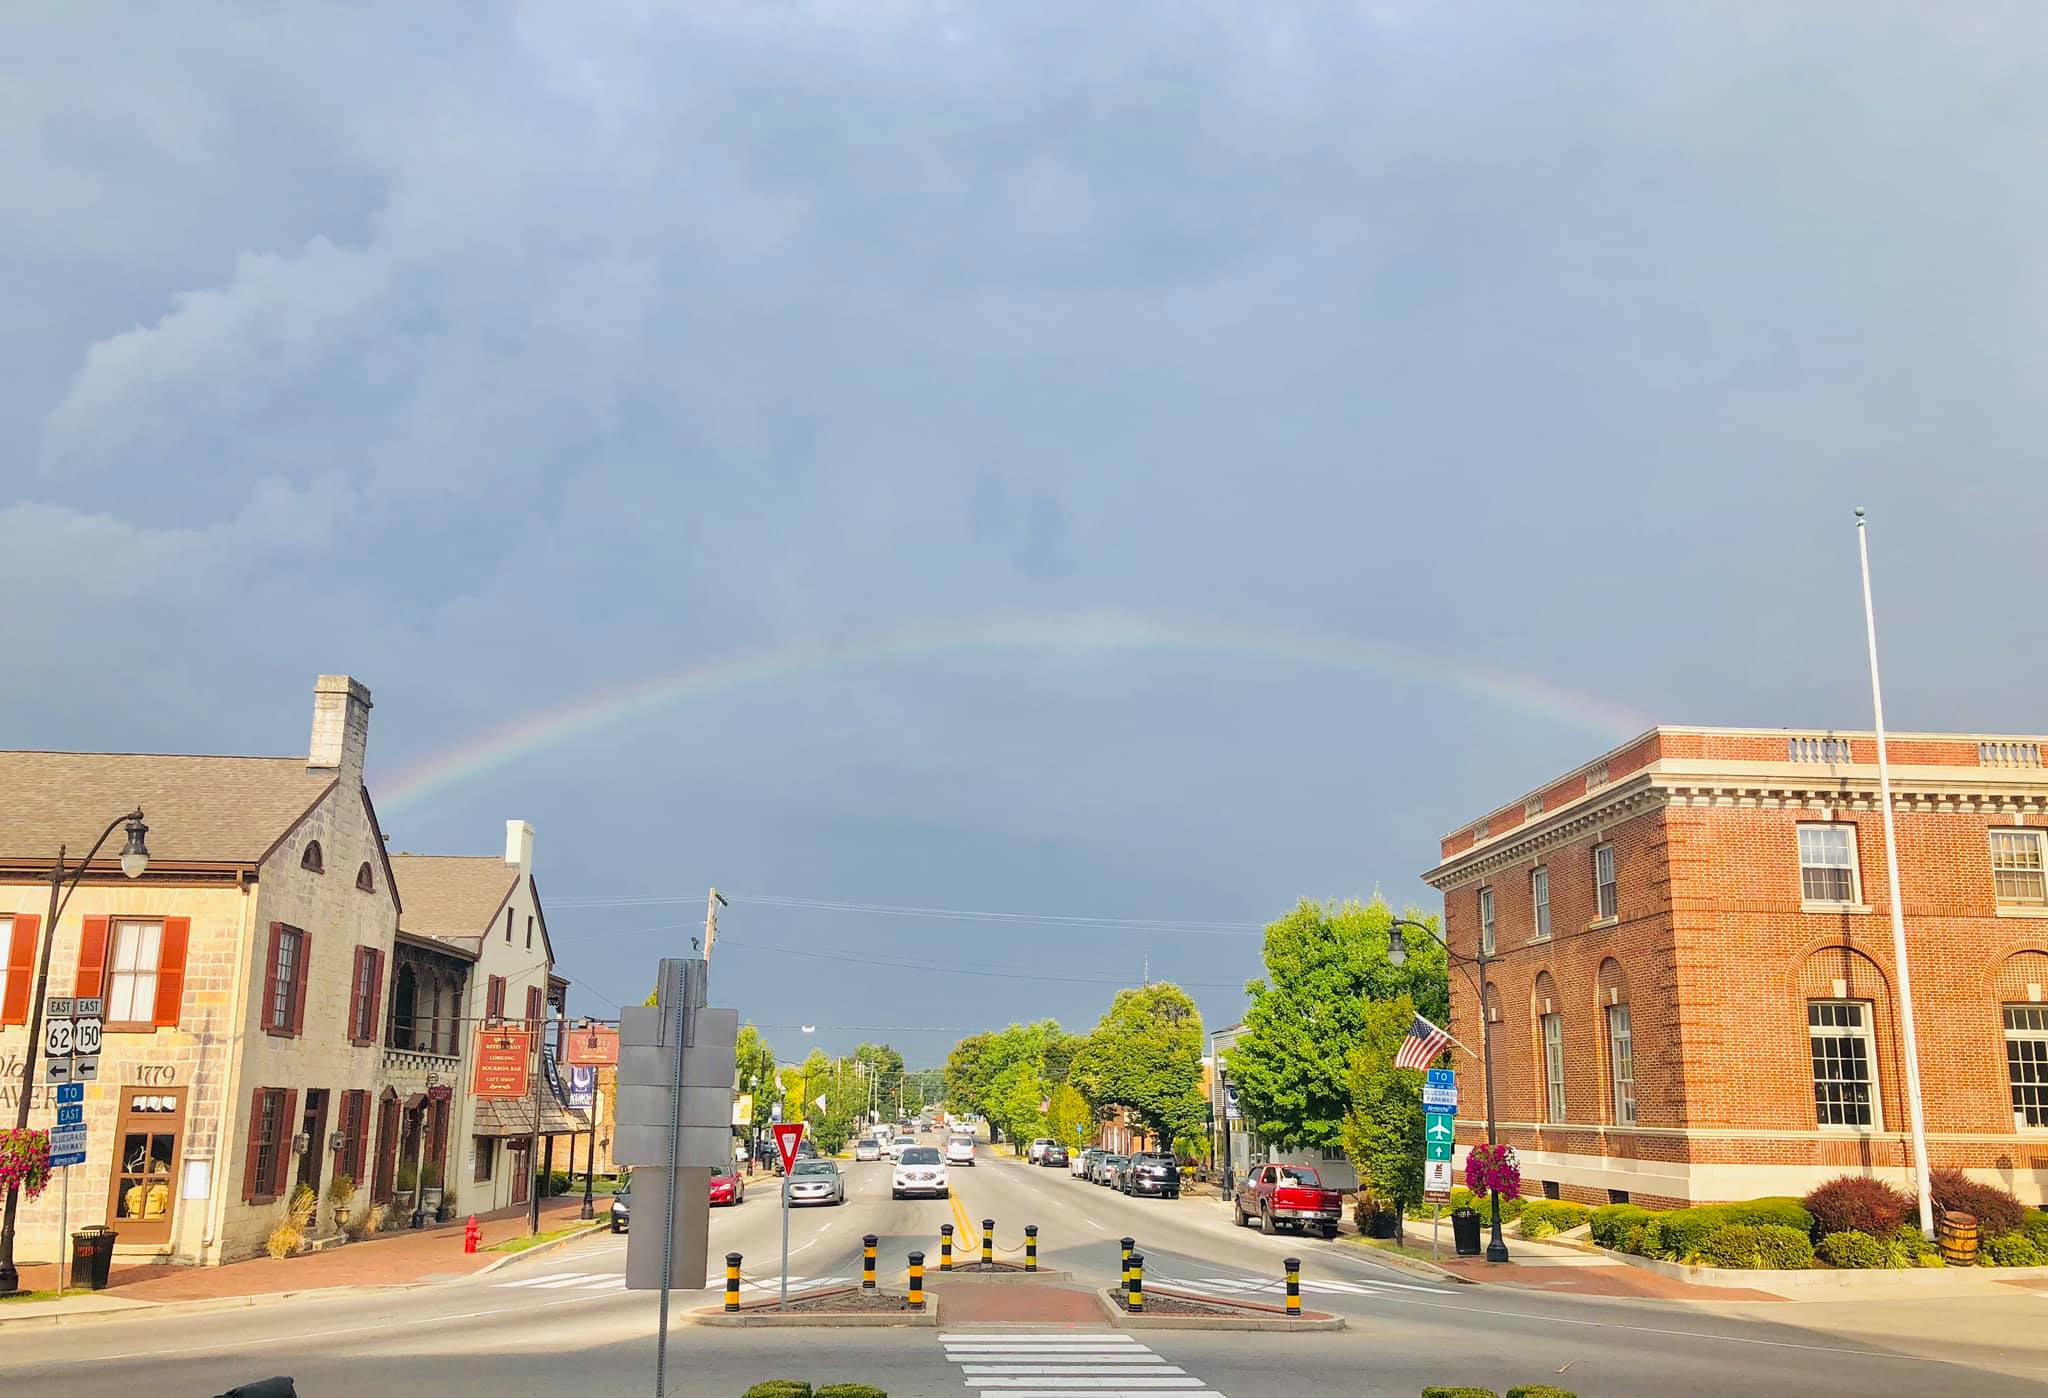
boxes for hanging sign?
[565,1025,619,1066]
[473,1028,533,1099]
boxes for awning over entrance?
[473,1094,590,1138]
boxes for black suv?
[1120,1152,1180,1198]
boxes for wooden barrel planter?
[1938,1209,1979,1266]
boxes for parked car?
[1094,1153,1129,1186]
[945,1135,977,1167]
[784,1159,846,1206]
[1119,1152,1178,1198]
[1071,1148,1099,1180]
[773,1139,820,1174]
[709,1168,746,1207]
[1041,1143,1070,1169]
[610,1189,631,1233]
[1026,1137,1056,1163]
[1234,1162,1344,1238]
[891,1145,950,1199]
[854,1136,883,1162]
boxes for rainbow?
[374,608,1646,814]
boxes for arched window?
[356,861,375,892]
[301,841,324,873]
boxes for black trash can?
[1451,1208,1482,1257]
[71,1226,117,1290]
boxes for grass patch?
[486,1223,592,1254]
[1342,1232,1453,1264]
[0,1289,64,1304]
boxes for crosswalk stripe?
[497,1271,591,1288]
[533,1273,613,1288]
[941,1335,1140,1344]
[941,1329,1221,1396]
[962,1366,1186,1376]
[949,1354,1168,1361]
[959,1381,1204,1390]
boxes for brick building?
[1422,727,2048,1209]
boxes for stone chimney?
[505,819,535,873]
[308,675,372,782]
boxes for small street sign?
[1423,1067,1458,1112]
[45,997,74,1019]
[55,1082,84,1104]
[74,1016,102,1056]
[49,1122,87,1169]
[1424,1158,1453,1197]
[74,998,102,1018]
[1427,1138,1455,1162]
[43,1016,74,1059]
[1425,1068,1454,1090]
[74,1055,99,1082]
[55,1104,83,1127]
[1425,1113,1456,1144]
[772,1120,806,1175]
[46,1058,71,1085]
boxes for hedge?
[1589,1203,1656,1249]
[1816,1230,1889,1270]
[814,1387,888,1398]
[1411,1187,1524,1221]
[1701,1224,1813,1270]
[1506,1388,1579,1398]
[1928,1168,2029,1238]
[1983,1233,2045,1267]
[1420,1389,1500,1398]
[1517,1200,1591,1239]
[741,1384,811,1398]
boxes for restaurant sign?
[473,1028,532,1099]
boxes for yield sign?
[772,1120,807,1175]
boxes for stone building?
[0,677,401,1266]
[1423,726,2048,1208]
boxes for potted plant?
[420,1162,444,1218]
[395,1160,418,1213]
[326,1173,357,1237]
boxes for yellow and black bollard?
[1284,1256,1301,1318]
[940,1223,954,1270]
[724,1252,742,1313]
[908,1250,926,1311]
[862,1234,877,1290]
[1025,1224,1038,1272]
[1120,1235,1134,1276]
[1126,1249,1145,1313]
[981,1217,995,1266]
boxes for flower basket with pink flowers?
[0,1128,53,1202]
[1464,1141,1521,1206]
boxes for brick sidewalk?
[14,1197,598,1301]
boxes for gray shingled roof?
[388,854,518,942]
[0,751,334,866]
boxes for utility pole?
[702,888,727,959]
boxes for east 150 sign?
[472,1029,532,1099]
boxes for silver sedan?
[783,1159,846,1206]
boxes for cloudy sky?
[6,4,2044,1065]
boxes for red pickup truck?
[1234,1163,1344,1239]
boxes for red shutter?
[242,1088,267,1202]
[351,1089,371,1182]
[365,950,384,1044]
[2,915,38,1026]
[261,923,284,1035]
[525,985,542,1034]
[346,947,367,1044]
[153,917,189,1028]
[276,1089,299,1198]
[487,975,505,1023]
[288,930,311,1036]
[76,915,110,1000]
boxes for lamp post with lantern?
[0,809,150,1296]
[1386,913,1509,1264]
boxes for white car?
[887,1134,916,1160]
[891,1145,950,1199]
[1026,1137,1055,1162]
[945,1135,976,1167]
[1069,1148,1094,1179]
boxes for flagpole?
[1856,507,1935,1238]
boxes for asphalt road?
[6,1138,2047,1398]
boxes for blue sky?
[5,4,2045,1065]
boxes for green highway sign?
[1424,1112,1455,1144]
[1427,1138,1455,1161]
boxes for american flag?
[1393,1012,1454,1071]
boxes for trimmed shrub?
[1421,1388,1499,1398]
[2020,1211,2048,1249]
[1929,1168,2029,1238]
[1983,1233,2045,1268]
[1702,1224,1814,1270]
[814,1386,887,1398]
[1803,1175,1912,1242]
[741,1384,812,1398]
[1589,1203,1655,1249]
[1506,1388,1578,1398]
[1517,1200,1592,1239]
[1816,1230,1889,1270]
[1654,1200,1813,1261]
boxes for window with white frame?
[1479,887,1496,956]
[1808,1000,1879,1128]
[1798,824,1861,904]
[1541,1013,1566,1123]
[1530,867,1551,940]
[106,919,163,1027]
[1594,844,1617,920]
[1606,1003,1635,1125]
[1989,830,2048,908]
[2006,1005,2048,1129]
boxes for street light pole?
[1388,915,1508,1263]
[0,809,150,1296]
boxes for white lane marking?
[962,1366,1187,1376]
[961,1382,1205,1391]
[949,1354,1175,1362]
[940,1334,1142,1345]
[497,1270,594,1288]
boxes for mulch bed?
[1102,1287,1278,1318]
[942,1260,1032,1273]
[768,1289,926,1314]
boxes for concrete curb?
[687,1292,941,1327]
[1595,1245,2048,1297]
[472,1220,610,1277]
[1092,1286,1345,1332]
[925,1268,1076,1285]
[1333,1238,1475,1286]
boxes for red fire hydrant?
[463,1215,481,1254]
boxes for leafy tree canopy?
[734,1023,778,1135]
[1225,897,1449,1151]
[1068,983,1205,1149]
[1341,994,1428,1243]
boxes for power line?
[713,935,1250,990]
[548,890,1262,936]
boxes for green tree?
[989,1061,1048,1143]
[1068,983,1205,1152]
[734,1023,778,1140]
[1044,1082,1091,1148]
[853,1042,905,1080]
[944,1032,995,1116]
[1225,897,1448,1152]
[1341,995,1428,1245]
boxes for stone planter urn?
[421,1186,444,1218]
[333,1205,352,1236]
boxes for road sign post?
[772,1121,806,1310]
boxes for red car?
[1234,1163,1343,1239]
[709,1168,746,1207]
